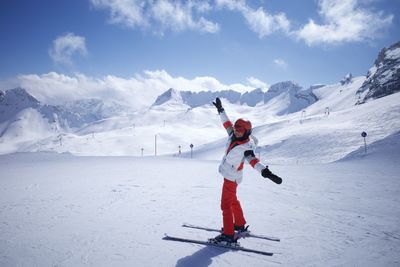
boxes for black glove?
[262,167,282,184]
[212,97,224,114]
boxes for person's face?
[233,126,245,138]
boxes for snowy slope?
[339,130,400,163]
[0,152,399,266]
[0,108,55,154]
[1,78,399,164]
[1,40,399,266]
[189,78,400,163]
[1,41,399,161]
[1,46,400,164]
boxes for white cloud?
[49,33,87,65]
[136,70,254,93]
[295,0,394,46]
[90,0,148,28]
[90,0,394,43]
[2,70,258,108]
[246,77,268,89]
[216,0,290,38]
[242,9,290,38]
[273,58,288,69]
[151,0,219,34]
[90,0,219,34]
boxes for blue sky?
[0,0,399,95]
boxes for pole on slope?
[300,110,306,124]
[361,131,367,154]
[190,144,194,159]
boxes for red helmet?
[234,118,252,136]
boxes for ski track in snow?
[0,153,399,266]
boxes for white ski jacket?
[218,111,266,184]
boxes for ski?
[182,223,280,242]
[163,234,273,256]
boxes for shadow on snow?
[175,246,229,267]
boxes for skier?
[211,97,282,244]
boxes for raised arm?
[213,97,233,136]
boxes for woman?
[211,97,282,244]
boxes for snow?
[0,108,55,154]
[1,76,400,165]
[378,67,400,85]
[152,81,315,112]
[0,151,399,266]
[0,88,40,123]
[1,70,400,265]
[385,47,400,60]
[367,65,378,79]
[191,79,400,164]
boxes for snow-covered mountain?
[152,81,317,115]
[63,98,131,124]
[152,88,241,108]
[2,75,399,163]
[0,87,41,123]
[0,88,135,153]
[262,81,318,115]
[1,41,400,162]
[0,88,130,128]
[357,41,400,103]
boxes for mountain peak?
[268,81,301,93]
[357,41,400,104]
[240,88,265,106]
[153,88,184,106]
[0,87,41,123]
[5,87,40,105]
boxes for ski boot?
[234,224,249,233]
[234,225,250,239]
[209,233,237,246]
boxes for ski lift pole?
[361,131,367,154]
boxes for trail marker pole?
[300,110,306,124]
[325,107,330,116]
[361,131,367,154]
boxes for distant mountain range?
[153,81,318,115]
[0,80,321,132]
[151,41,399,111]
[1,40,399,131]
[0,88,129,129]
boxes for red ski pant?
[221,178,246,236]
